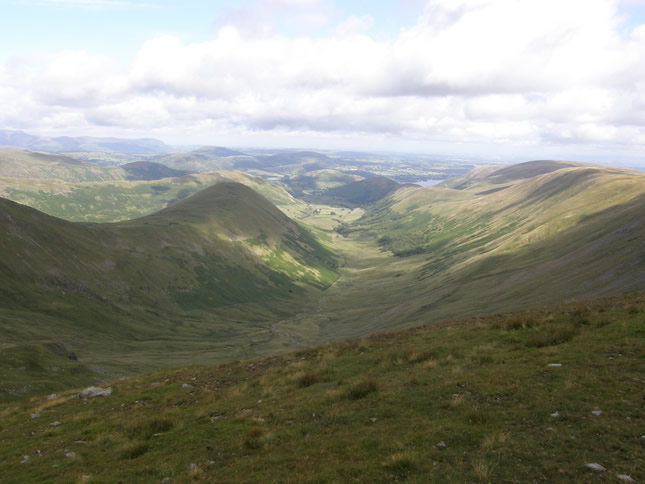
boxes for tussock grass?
[524,324,578,347]
[120,440,149,460]
[0,293,643,483]
[346,376,378,400]
[381,451,417,478]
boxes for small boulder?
[591,410,602,416]
[617,475,635,482]
[78,387,112,399]
[435,441,446,450]
[550,411,560,418]
[586,463,606,472]
[30,413,40,419]
[49,421,62,427]
[65,451,76,459]
[181,383,193,389]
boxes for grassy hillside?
[0,149,126,183]
[359,161,645,257]
[307,176,402,207]
[0,292,642,482]
[0,184,338,385]
[153,152,254,173]
[0,170,305,223]
[120,161,191,180]
[2,158,644,416]
[255,161,645,351]
[284,169,363,196]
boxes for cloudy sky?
[2,0,645,162]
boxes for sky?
[2,0,645,164]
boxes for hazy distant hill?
[121,161,191,181]
[0,148,126,182]
[0,129,172,154]
[192,146,247,157]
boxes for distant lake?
[411,179,444,187]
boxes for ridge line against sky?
[1,0,645,164]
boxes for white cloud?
[2,0,645,158]
[335,14,374,38]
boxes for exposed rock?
[545,427,554,432]
[617,475,635,482]
[47,394,57,400]
[435,441,446,450]
[49,421,61,427]
[181,383,193,389]
[74,440,88,445]
[591,410,602,416]
[550,411,560,418]
[586,463,606,472]
[30,413,40,419]
[20,455,29,463]
[65,451,76,459]
[160,478,171,484]
[370,417,378,423]
[78,387,112,399]
[547,363,563,367]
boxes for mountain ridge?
[0,130,172,154]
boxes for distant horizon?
[2,1,645,168]
[2,127,644,172]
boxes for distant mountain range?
[0,129,173,154]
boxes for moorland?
[0,132,643,482]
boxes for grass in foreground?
[0,293,643,483]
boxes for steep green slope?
[0,184,338,381]
[0,293,642,482]
[358,161,645,258]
